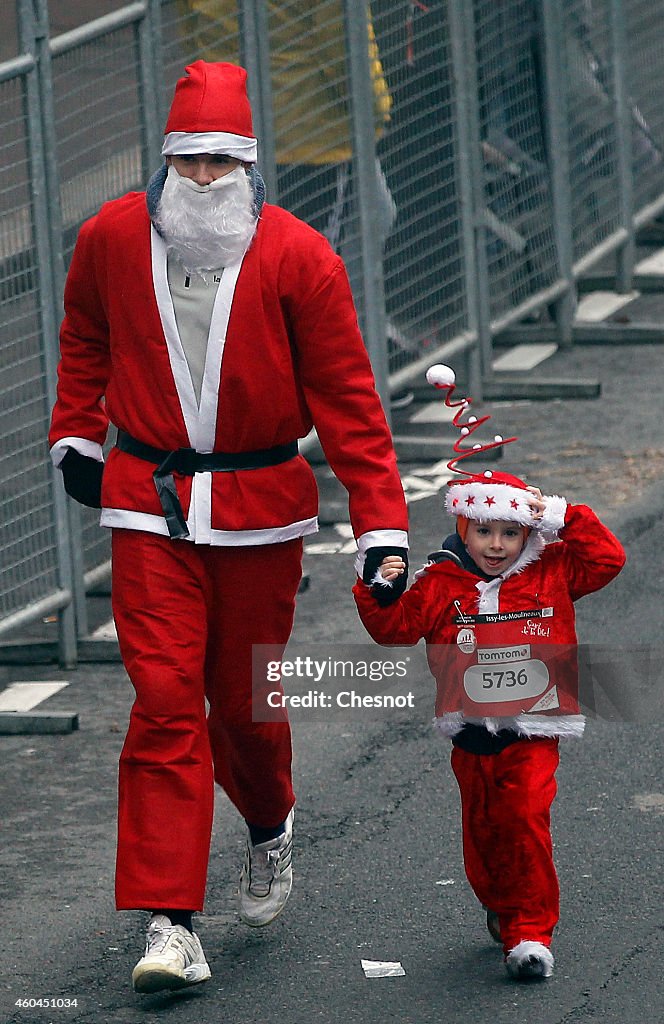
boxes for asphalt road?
[2,340,663,1024]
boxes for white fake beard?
[155,164,258,273]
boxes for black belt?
[116,430,298,540]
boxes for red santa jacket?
[49,194,407,549]
[354,503,625,737]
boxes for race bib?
[463,657,550,704]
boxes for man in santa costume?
[354,365,625,980]
[49,61,408,994]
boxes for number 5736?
[482,668,528,688]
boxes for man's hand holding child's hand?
[362,546,409,606]
[379,555,407,581]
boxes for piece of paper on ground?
[361,959,406,978]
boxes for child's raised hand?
[525,485,546,521]
[379,555,407,581]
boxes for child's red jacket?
[354,502,625,738]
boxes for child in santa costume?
[49,61,408,993]
[354,364,625,980]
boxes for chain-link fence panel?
[0,71,61,623]
[160,2,468,376]
[472,0,558,322]
[374,1,469,373]
[160,1,240,115]
[50,15,149,577]
[561,0,620,262]
[623,0,664,213]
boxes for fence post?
[539,0,575,346]
[137,0,163,180]
[18,0,77,666]
[343,0,390,420]
[447,0,491,391]
[447,0,483,397]
[609,0,635,293]
[238,0,278,202]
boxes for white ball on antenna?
[494,434,503,442]
[425,364,455,387]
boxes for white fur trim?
[475,576,502,614]
[100,507,318,545]
[162,131,257,162]
[432,712,466,737]
[506,941,554,978]
[537,494,567,534]
[370,570,393,588]
[433,712,585,739]
[354,530,409,576]
[50,437,104,467]
[446,481,536,525]
[151,226,198,441]
[196,258,243,451]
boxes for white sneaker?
[505,940,554,980]
[238,809,294,927]
[132,915,211,993]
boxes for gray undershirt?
[167,255,222,406]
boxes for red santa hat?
[426,364,536,526]
[162,61,258,163]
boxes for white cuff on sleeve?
[354,529,409,576]
[536,494,567,535]
[50,437,105,468]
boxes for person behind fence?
[48,60,408,994]
[177,1,396,313]
[353,363,625,981]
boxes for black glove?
[362,545,409,607]
[60,448,104,508]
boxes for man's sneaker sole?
[133,961,211,993]
[239,890,290,928]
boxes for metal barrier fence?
[1,0,663,661]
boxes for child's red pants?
[451,737,560,954]
[111,530,302,911]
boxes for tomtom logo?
[477,644,531,664]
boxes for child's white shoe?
[505,940,554,979]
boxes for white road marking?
[306,465,453,554]
[408,459,452,476]
[492,343,558,372]
[575,290,640,321]
[0,681,69,712]
[635,248,664,275]
[305,542,354,555]
[632,793,664,815]
[409,402,457,424]
[91,618,117,640]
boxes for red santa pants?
[111,529,302,911]
[451,737,560,954]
